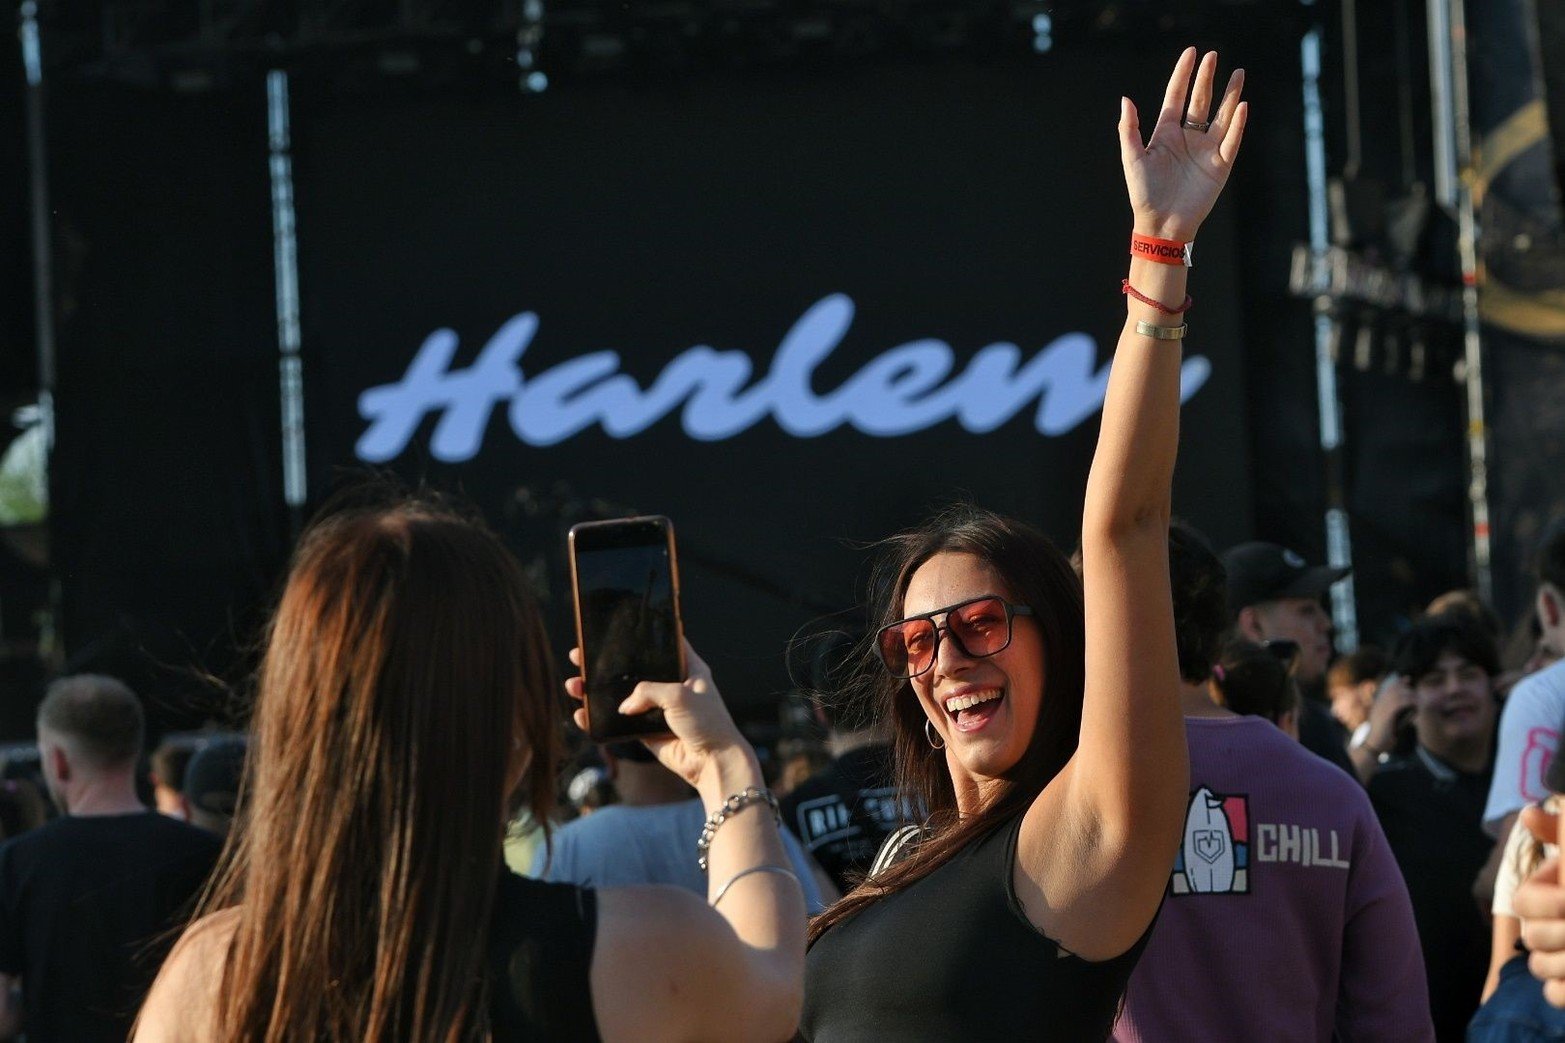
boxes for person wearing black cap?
[1222,541,1354,776]
[181,738,246,840]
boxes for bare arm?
[1017,49,1248,960]
[1483,914,1522,1004]
[591,748,804,1043]
[570,645,805,1042]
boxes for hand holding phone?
[565,640,754,793]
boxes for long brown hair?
[808,505,1086,942]
[198,495,561,1041]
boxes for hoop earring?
[924,719,945,750]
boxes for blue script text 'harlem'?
[355,294,1212,462]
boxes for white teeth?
[944,690,1002,714]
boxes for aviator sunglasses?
[875,595,1035,680]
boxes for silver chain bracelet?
[696,786,780,873]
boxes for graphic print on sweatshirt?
[1173,787,1250,895]
[1171,785,1353,897]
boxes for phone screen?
[572,519,682,740]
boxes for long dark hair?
[197,496,561,1041]
[808,505,1086,943]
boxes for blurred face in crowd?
[902,552,1045,802]
[1250,598,1333,683]
[1411,650,1495,763]
[1328,676,1377,732]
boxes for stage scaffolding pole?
[19,0,61,664]
[19,1,52,455]
[267,70,308,531]
[1301,23,1360,652]
[1428,0,1493,603]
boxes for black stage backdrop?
[291,50,1252,716]
[46,83,286,727]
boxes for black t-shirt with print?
[780,744,901,892]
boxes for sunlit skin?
[902,552,1045,816]
[1411,650,1496,771]
[1250,597,1333,683]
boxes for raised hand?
[1119,48,1248,242]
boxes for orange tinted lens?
[949,597,1009,656]
[880,618,936,677]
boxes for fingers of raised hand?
[1117,96,1144,168]
[1546,978,1565,1010]
[564,676,585,702]
[1209,68,1245,136]
[1153,47,1199,140]
[1184,51,1219,128]
[571,707,589,732]
[1217,100,1249,166]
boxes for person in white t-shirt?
[1484,520,1565,844]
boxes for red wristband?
[1130,233,1192,267]
[1121,279,1192,314]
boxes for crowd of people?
[7,46,1565,1043]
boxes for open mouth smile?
[942,687,1005,733]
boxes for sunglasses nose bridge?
[928,619,981,674]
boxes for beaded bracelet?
[696,786,781,873]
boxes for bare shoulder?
[133,908,239,1042]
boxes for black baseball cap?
[183,738,247,817]
[1221,542,1350,614]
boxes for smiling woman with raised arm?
[797,49,1248,1042]
[132,495,804,1043]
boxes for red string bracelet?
[1121,279,1192,315]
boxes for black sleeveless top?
[800,813,1152,1042]
[487,871,601,1041]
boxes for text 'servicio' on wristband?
[1130,233,1193,267]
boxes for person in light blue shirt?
[531,742,831,913]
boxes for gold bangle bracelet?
[1134,320,1188,341]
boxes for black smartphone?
[568,516,684,742]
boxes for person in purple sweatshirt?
[1113,523,1433,1042]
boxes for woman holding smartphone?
[135,498,804,1042]
[799,49,1247,1040]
